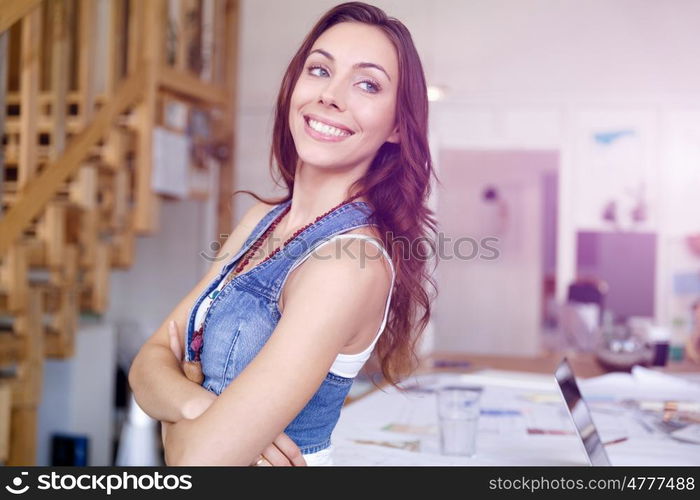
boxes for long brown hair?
[235,2,439,388]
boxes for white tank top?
[192,233,395,379]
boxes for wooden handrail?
[0,69,146,257]
[159,66,228,107]
[0,0,42,33]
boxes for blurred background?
[0,0,699,466]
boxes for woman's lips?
[303,116,354,143]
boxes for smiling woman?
[289,21,401,167]
[128,1,438,467]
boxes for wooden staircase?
[0,0,239,465]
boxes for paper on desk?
[604,437,700,466]
[631,366,700,395]
[578,366,700,401]
[332,435,591,466]
[332,437,476,466]
[333,374,589,465]
[340,380,571,436]
[400,369,559,393]
[670,424,700,445]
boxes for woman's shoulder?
[279,224,392,309]
[281,225,393,351]
[336,226,391,264]
[240,201,281,230]
[207,201,280,277]
[314,226,393,287]
[339,225,383,242]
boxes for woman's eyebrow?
[308,48,392,82]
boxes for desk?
[423,351,700,378]
[349,351,699,405]
[335,352,700,465]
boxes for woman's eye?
[308,65,328,77]
[359,80,380,93]
[307,65,381,94]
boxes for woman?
[128,1,437,466]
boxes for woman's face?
[289,22,400,171]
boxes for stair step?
[0,333,24,367]
[3,116,83,135]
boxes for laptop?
[554,357,612,466]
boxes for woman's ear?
[386,124,401,144]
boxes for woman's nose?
[319,80,346,111]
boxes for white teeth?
[308,118,351,137]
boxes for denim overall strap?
[184,200,291,362]
[218,200,293,279]
[232,200,375,305]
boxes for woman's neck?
[278,162,368,234]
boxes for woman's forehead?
[309,23,398,79]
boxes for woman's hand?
[252,432,307,467]
[166,320,216,418]
[168,320,204,384]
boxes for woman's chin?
[296,152,348,170]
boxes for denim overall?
[184,199,375,455]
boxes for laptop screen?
[554,357,611,466]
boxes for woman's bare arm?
[128,324,215,422]
[128,202,274,422]
[161,320,306,466]
[162,237,392,466]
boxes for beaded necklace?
[221,194,362,286]
[182,194,363,384]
